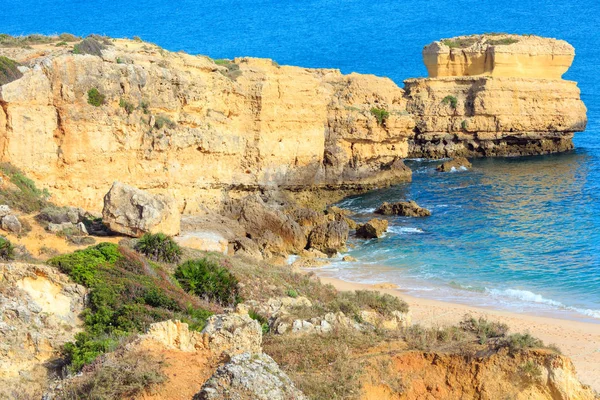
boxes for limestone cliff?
[0,34,586,212]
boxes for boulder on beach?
[307,220,349,256]
[375,201,431,217]
[436,157,472,172]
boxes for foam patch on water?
[388,226,424,234]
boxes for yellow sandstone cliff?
[0,34,587,213]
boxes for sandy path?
[319,276,600,392]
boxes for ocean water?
[2,0,599,321]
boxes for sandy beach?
[318,275,600,392]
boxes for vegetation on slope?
[0,56,22,85]
[0,163,50,213]
[48,243,216,371]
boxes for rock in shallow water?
[436,157,472,172]
[356,218,388,239]
[375,201,431,217]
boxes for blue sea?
[2,0,599,322]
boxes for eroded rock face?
[102,181,180,237]
[423,34,575,79]
[0,263,86,397]
[195,353,307,400]
[0,35,587,211]
[375,201,431,217]
[201,314,262,357]
[307,220,349,255]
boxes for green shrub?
[50,244,213,371]
[87,88,105,107]
[139,100,150,114]
[57,349,166,399]
[0,56,23,86]
[116,57,125,64]
[58,33,80,42]
[504,332,544,353]
[249,309,270,335]
[0,163,50,213]
[214,59,242,80]
[0,33,55,48]
[154,114,176,129]
[487,38,519,46]
[370,107,390,126]
[519,360,542,384]
[175,258,241,306]
[133,36,142,42]
[441,37,477,48]
[73,37,105,56]
[0,237,14,260]
[287,289,298,298]
[461,120,468,130]
[55,41,68,47]
[134,233,182,263]
[442,95,458,108]
[119,97,135,115]
[331,290,409,319]
[460,315,508,344]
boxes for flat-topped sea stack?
[0,33,587,212]
[423,34,574,79]
[406,34,586,158]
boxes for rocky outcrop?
[436,157,472,172]
[307,220,349,255]
[102,181,180,237]
[0,263,86,397]
[375,201,431,217]
[363,348,597,400]
[0,34,584,213]
[356,218,388,239]
[195,353,307,400]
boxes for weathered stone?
[436,157,472,172]
[356,218,388,239]
[0,205,11,218]
[375,201,431,217]
[102,181,180,237]
[46,222,75,233]
[307,220,349,256]
[1,215,21,234]
[201,313,262,356]
[342,255,357,262]
[195,353,307,400]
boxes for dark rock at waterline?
[375,201,431,217]
[356,218,388,239]
[436,157,472,172]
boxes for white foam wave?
[388,226,424,234]
[486,288,600,319]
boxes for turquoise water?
[2,0,599,321]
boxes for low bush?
[0,237,14,260]
[504,332,544,353]
[139,100,150,114]
[441,37,478,48]
[287,289,298,298]
[134,232,182,263]
[49,244,214,371]
[0,33,55,48]
[0,56,23,85]
[175,258,241,306]
[331,290,409,319]
[214,59,242,80]
[154,114,176,129]
[73,37,106,56]
[57,349,166,399]
[58,33,80,42]
[518,360,542,383]
[0,163,50,213]
[119,97,135,115]
[442,95,458,108]
[460,315,508,344]
[370,107,390,126]
[487,38,519,46]
[87,88,105,107]
[249,309,270,335]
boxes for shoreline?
[317,274,600,392]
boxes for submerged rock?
[375,201,431,217]
[436,157,472,172]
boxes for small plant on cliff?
[214,59,242,80]
[460,315,508,344]
[287,288,298,298]
[134,233,182,263]
[370,107,390,126]
[248,309,270,335]
[154,114,176,129]
[504,332,544,353]
[119,97,135,115]
[0,237,14,261]
[139,100,150,114]
[175,258,241,306]
[442,95,458,108]
[441,37,478,48]
[49,244,214,371]
[0,56,23,86]
[87,88,105,107]
[518,360,543,383]
[461,119,468,130]
[0,163,50,213]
